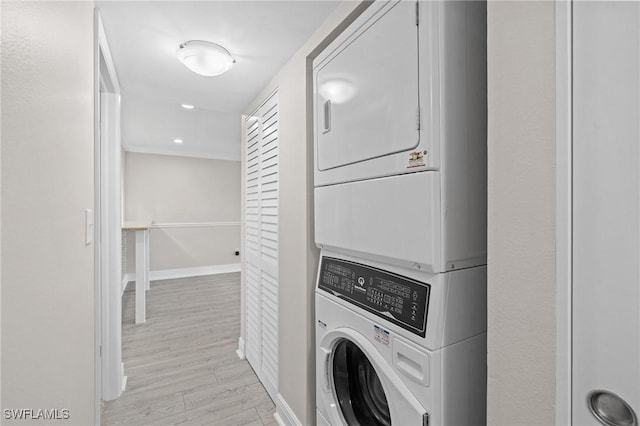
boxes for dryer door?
[314,0,420,172]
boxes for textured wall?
[487,2,557,424]
[1,2,96,424]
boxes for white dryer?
[315,251,487,426]
[313,0,487,273]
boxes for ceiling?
[97,1,341,160]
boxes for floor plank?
[102,273,275,426]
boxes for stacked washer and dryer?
[313,1,487,425]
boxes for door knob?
[588,390,637,426]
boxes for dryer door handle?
[323,100,331,134]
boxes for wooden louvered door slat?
[243,91,279,401]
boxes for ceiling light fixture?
[173,138,183,144]
[176,40,236,77]
[181,104,195,109]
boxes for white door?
[244,91,279,400]
[572,2,640,424]
[314,0,419,171]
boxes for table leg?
[144,229,150,291]
[135,229,146,324]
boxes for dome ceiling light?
[176,40,236,77]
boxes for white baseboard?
[151,264,241,281]
[121,361,127,394]
[102,366,127,402]
[236,337,246,360]
[122,274,134,295]
[275,393,302,426]
[123,264,241,287]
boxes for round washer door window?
[332,339,391,426]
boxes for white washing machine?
[315,251,487,426]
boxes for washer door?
[316,327,427,426]
[333,339,391,426]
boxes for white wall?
[124,152,241,273]
[242,2,368,424]
[487,2,556,424]
[1,2,96,425]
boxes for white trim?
[151,221,240,229]
[121,134,132,152]
[93,11,101,424]
[236,337,246,360]
[97,13,120,94]
[274,393,303,426]
[556,0,573,424]
[123,144,240,162]
[239,114,248,388]
[121,373,127,394]
[246,87,280,120]
[121,274,131,295]
[96,8,125,406]
[124,264,241,284]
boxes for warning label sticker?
[374,325,390,346]
[407,151,427,168]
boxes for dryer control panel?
[318,257,429,337]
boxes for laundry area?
[312,1,487,424]
[1,1,639,426]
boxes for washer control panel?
[318,256,429,337]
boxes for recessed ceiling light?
[181,104,195,109]
[173,138,183,144]
[176,40,236,77]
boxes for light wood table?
[122,221,151,324]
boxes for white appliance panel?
[315,251,487,351]
[315,172,441,272]
[315,0,420,172]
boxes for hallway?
[101,274,275,426]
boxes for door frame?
[237,113,248,361]
[95,9,125,412]
[555,0,572,423]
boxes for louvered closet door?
[244,91,279,400]
[245,114,261,369]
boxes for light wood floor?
[101,273,276,426]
